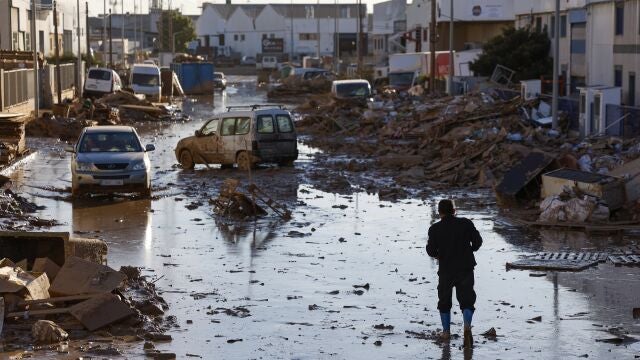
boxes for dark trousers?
[437,270,476,312]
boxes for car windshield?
[88,70,111,80]
[336,83,370,97]
[214,73,223,79]
[132,73,159,86]
[389,72,415,86]
[79,132,143,153]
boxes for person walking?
[426,199,482,347]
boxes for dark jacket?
[426,215,482,275]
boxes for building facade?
[195,3,368,59]
[515,0,639,106]
[372,0,406,64]
[406,0,515,53]
[0,0,87,58]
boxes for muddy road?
[2,76,639,359]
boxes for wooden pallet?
[608,254,640,267]
[507,252,607,272]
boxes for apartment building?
[0,0,87,57]
[372,0,406,64]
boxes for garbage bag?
[564,198,596,223]
[539,196,566,222]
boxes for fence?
[605,104,640,138]
[1,68,34,111]
[52,63,76,94]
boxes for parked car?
[261,56,278,70]
[175,105,298,170]
[83,68,122,98]
[213,72,227,90]
[241,56,256,66]
[289,67,334,81]
[130,63,162,101]
[214,57,236,67]
[65,126,155,197]
[331,79,372,100]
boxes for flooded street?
[3,76,639,359]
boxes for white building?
[515,0,639,106]
[406,0,515,53]
[196,3,368,59]
[371,0,406,64]
[0,0,88,57]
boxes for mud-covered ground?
[1,77,639,359]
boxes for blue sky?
[89,0,385,16]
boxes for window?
[257,115,275,133]
[262,34,267,40]
[221,118,236,136]
[614,65,623,87]
[299,33,318,41]
[235,117,251,135]
[219,34,225,46]
[276,115,293,133]
[535,17,542,32]
[240,34,245,41]
[201,119,219,136]
[560,15,567,37]
[615,2,624,35]
[89,69,112,80]
[270,33,275,39]
[79,132,143,153]
[550,16,555,37]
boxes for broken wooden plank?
[506,258,600,272]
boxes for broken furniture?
[506,252,607,272]
[495,151,557,206]
[212,179,291,219]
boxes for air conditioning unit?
[520,79,541,101]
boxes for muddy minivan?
[174,105,298,170]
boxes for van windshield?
[79,132,143,153]
[132,73,159,86]
[88,70,111,80]
[389,72,415,86]
[336,83,370,98]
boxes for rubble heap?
[267,76,332,99]
[0,114,27,165]
[0,256,174,358]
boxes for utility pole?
[134,2,137,63]
[447,0,453,95]
[429,0,437,94]
[290,0,294,62]
[103,0,107,59]
[334,0,338,71]
[109,9,113,68]
[316,0,320,59]
[357,0,363,75]
[121,0,125,68]
[30,0,39,118]
[77,0,82,97]
[552,0,560,129]
[86,2,91,68]
[53,1,62,104]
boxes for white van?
[331,79,372,99]
[130,64,162,101]
[83,68,122,98]
[261,56,278,70]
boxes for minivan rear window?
[257,115,275,134]
[276,115,293,133]
[88,70,111,80]
[132,73,159,86]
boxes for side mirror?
[145,144,156,152]
[64,145,75,153]
[195,130,202,137]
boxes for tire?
[278,159,295,167]
[180,150,195,170]
[236,151,254,171]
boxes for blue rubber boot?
[462,309,474,348]
[440,312,451,340]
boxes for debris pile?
[267,76,332,99]
[0,114,28,165]
[0,176,55,229]
[211,179,291,220]
[0,255,173,357]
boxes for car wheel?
[180,150,195,169]
[236,151,254,171]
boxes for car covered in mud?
[175,105,298,170]
[66,126,155,197]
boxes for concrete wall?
[586,3,615,87]
[611,0,640,106]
